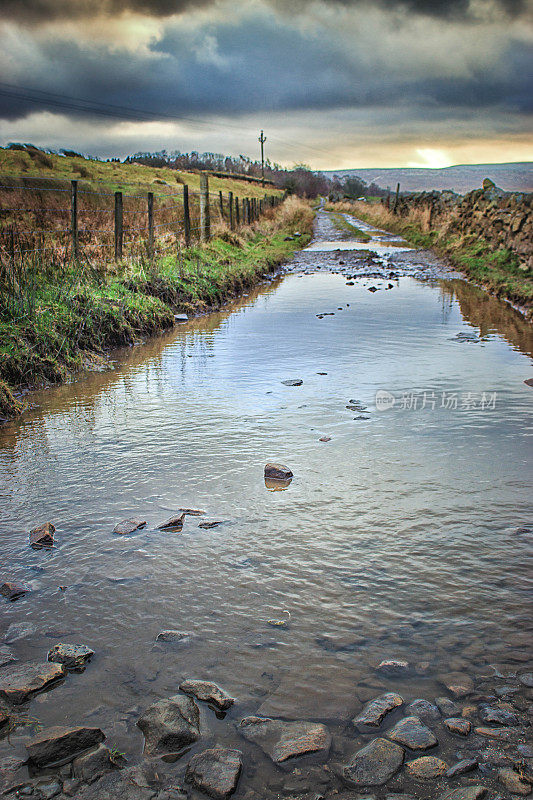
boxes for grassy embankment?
[326,200,533,315]
[0,151,313,419]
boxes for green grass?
[0,199,314,420]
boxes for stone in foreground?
[386,716,437,750]
[405,755,448,779]
[479,703,519,726]
[113,518,146,535]
[353,692,404,731]
[498,768,532,796]
[443,717,471,736]
[238,716,330,763]
[26,726,105,767]
[186,747,242,799]
[342,737,404,787]
[29,522,55,548]
[0,581,29,601]
[0,661,65,704]
[179,679,234,710]
[137,694,200,755]
[440,788,487,800]
[66,766,187,800]
[73,744,121,783]
[48,643,94,670]
[439,672,474,698]
[264,463,293,481]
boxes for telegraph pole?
[258,130,267,186]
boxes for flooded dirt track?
[0,208,532,799]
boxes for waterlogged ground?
[0,209,532,799]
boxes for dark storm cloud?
[2,0,527,21]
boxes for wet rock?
[494,685,520,697]
[444,717,471,736]
[376,659,409,677]
[368,287,378,292]
[186,747,242,799]
[72,744,122,783]
[177,508,206,516]
[405,755,448,779]
[0,706,9,728]
[0,645,16,669]
[67,767,187,800]
[112,518,146,535]
[342,737,404,787]
[35,778,62,798]
[0,661,65,704]
[264,463,293,480]
[48,643,94,670]
[474,726,517,740]
[282,379,303,386]
[439,672,474,698]
[446,757,478,777]
[4,621,39,643]
[479,703,519,726]
[156,630,192,644]
[157,514,185,531]
[386,716,437,750]
[436,696,462,717]
[0,581,30,600]
[29,522,55,548]
[179,679,234,711]
[27,726,105,767]
[353,692,404,731]
[406,699,440,719]
[137,694,200,755]
[319,436,331,442]
[498,767,532,795]
[440,788,488,800]
[63,777,82,796]
[238,716,330,763]
[519,673,533,688]
[198,521,224,529]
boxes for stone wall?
[393,180,533,270]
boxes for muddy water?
[0,210,532,798]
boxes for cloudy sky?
[0,0,532,169]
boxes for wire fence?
[0,175,282,264]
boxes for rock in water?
[48,643,94,670]
[112,518,146,535]
[386,716,437,750]
[0,646,16,669]
[238,716,330,763]
[443,717,471,736]
[0,582,30,601]
[73,745,121,783]
[353,693,404,731]
[498,767,531,795]
[479,703,519,726]
[406,699,440,719]
[440,789,487,800]
[26,726,105,767]
[156,630,192,644]
[439,672,474,698]
[376,659,409,676]
[0,662,65,704]
[342,738,404,787]
[157,514,185,531]
[282,379,303,386]
[136,695,200,755]
[179,679,234,711]
[186,748,242,799]
[29,522,55,548]
[264,463,293,481]
[446,758,478,777]
[405,756,448,779]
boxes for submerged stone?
[238,716,330,763]
[376,659,409,676]
[0,582,30,601]
[186,748,242,799]
[479,703,519,726]
[112,518,146,535]
[281,379,303,386]
[439,672,474,698]
[386,716,437,750]
[406,699,440,719]
[342,737,404,787]
[0,646,16,669]
[440,788,487,800]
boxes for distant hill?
[323,162,532,193]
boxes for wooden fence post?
[200,174,210,242]
[183,185,191,248]
[219,190,224,218]
[393,183,400,214]
[70,179,78,259]
[242,198,246,224]
[235,196,240,226]
[147,192,154,261]
[229,191,234,230]
[114,191,123,261]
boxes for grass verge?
[327,210,371,242]
[327,200,533,317]
[0,197,314,421]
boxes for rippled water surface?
[1,212,532,797]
